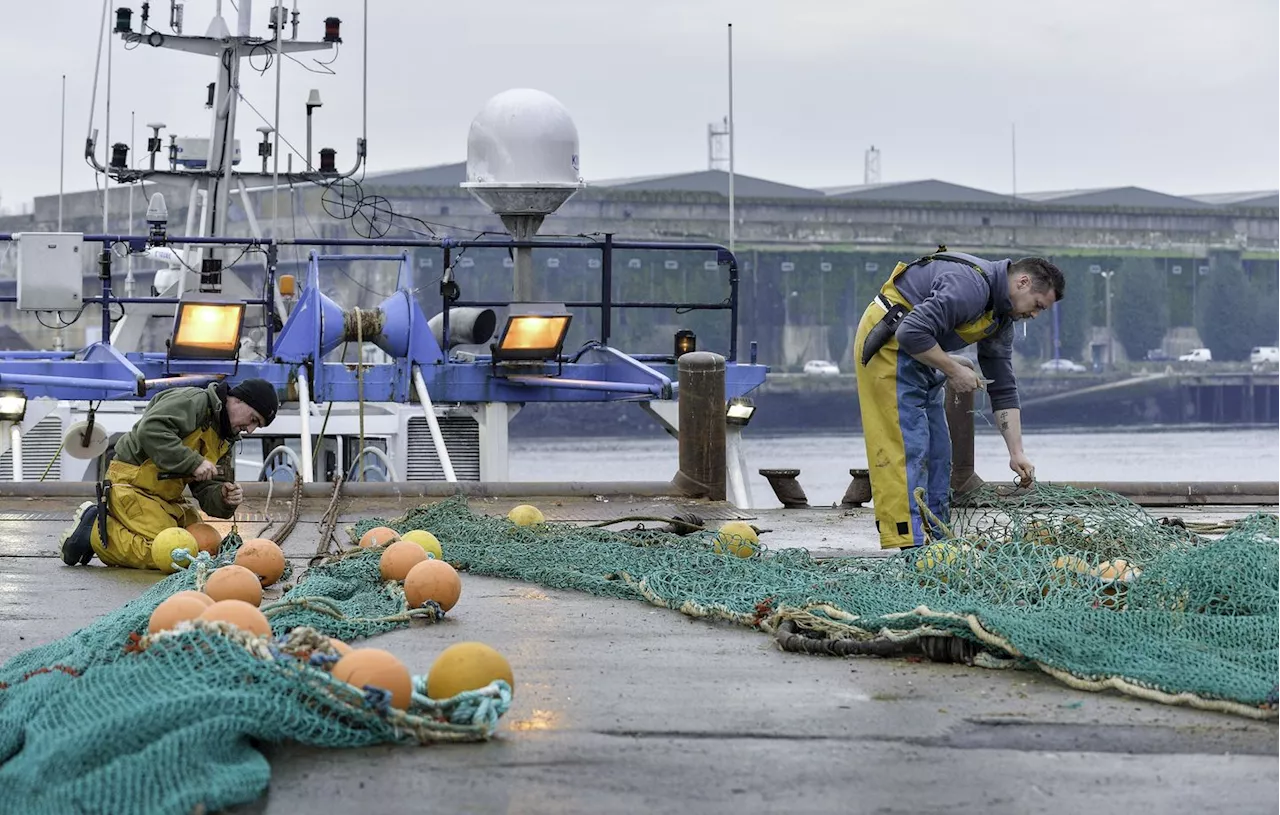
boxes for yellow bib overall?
[853,257,998,548]
[89,424,230,569]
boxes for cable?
[248,42,275,75]
[277,40,339,75]
[36,306,89,330]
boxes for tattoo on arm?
[998,411,1010,432]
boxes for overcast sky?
[0,0,1276,210]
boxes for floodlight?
[492,306,572,362]
[0,390,27,423]
[725,396,756,427]
[170,300,246,360]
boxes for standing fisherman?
[853,249,1064,549]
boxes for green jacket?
[113,383,239,518]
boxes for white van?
[1249,346,1279,365]
[1178,348,1212,363]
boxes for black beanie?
[229,378,279,425]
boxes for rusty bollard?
[945,354,986,497]
[839,468,872,509]
[759,468,809,508]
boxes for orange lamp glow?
[498,316,571,353]
[171,301,246,360]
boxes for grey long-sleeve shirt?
[892,254,1020,410]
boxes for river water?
[509,427,1279,509]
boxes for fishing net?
[353,488,1279,721]
[0,534,509,815]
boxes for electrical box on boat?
[16,232,83,311]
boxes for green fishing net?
[0,535,509,815]
[2,484,1274,813]
[353,488,1278,720]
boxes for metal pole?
[601,233,613,346]
[127,111,135,296]
[361,0,369,156]
[272,0,283,238]
[727,23,735,255]
[412,364,458,482]
[1011,122,1017,199]
[59,74,66,231]
[1105,271,1113,369]
[1052,300,1060,361]
[103,9,112,234]
[725,424,752,508]
[296,368,314,483]
[728,256,739,362]
[9,425,22,483]
[98,245,112,344]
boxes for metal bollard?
[759,468,809,508]
[839,468,872,508]
[673,352,727,501]
[945,355,984,495]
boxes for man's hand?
[945,365,981,394]
[222,482,244,508]
[192,460,218,481]
[1009,452,1035,488]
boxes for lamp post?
[1093,268,1115,369]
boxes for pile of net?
[353,487,1278,721]
[0,535,509,815]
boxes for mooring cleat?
[60,501,98,566]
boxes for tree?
[1196,260,1257,361]
[1112,258,1170,360]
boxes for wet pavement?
[0,491,1276,814]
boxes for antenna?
[727,22,735,255]
[1011,122,1018,199]
[59,74,66,231]
[707,117,729,171]
[103,0,113,233]
[864,145,881,185]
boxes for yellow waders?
[89,425,230,569]
[854,261,998,549]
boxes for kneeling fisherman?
[59,379,278,568]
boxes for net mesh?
[353,488,1278,720]
[0,534,508,815]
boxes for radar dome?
[462,89,583,218]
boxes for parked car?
[1039,358,1086,373]
[803,360,841,376]
[1249,346,1279,365]
[1178,348,1213,363]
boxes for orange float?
[147,591,215,634]
[404,558,461,612]
[197,599,272,637]
[234,538,287,586]
[379,540,428,581]
[328,638,353,657]
[186,523,223,557]
[359,526,400,548]
[332,648,413,709]
[202,564,264,607]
